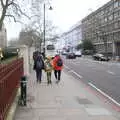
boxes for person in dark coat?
[33,51,40,70]
[34,54,44,83]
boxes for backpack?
[36,60,43,69]
[45,61,52,71]
[57,58,63,67]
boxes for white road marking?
[107,71,115,75]
[88,82,120,107]
[64,65,70,69]
[68,70,83,79]
[64,65,83,79]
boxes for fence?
[0,58,23,120]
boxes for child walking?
[44,56,53,85]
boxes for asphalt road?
[63,56,120,105]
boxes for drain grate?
[75,96,93,104]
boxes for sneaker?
[56,80,60,84]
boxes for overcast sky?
[5,0,110,40]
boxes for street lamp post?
[43,3,46,58]
[43,3,52,59]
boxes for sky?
[5,0,110,40]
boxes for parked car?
[93,53,110,61]
[61,51,67,55]
[66,52,76,59]
[75,51,82,57]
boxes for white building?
[0,24,7,48]
[59,21,82,49]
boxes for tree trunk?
[0,9,6,30]
[0,19,4,30]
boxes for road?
[63,56,120,105]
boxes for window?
[119,0,120,6]
[109,34,113,41]
[114,1,119,8]
[114,22,119,29]
[109,5,113,11]
[114,11,119,19]
[108,24,112,32]
[46,45,55,50]
[100,10,104,16]
[104,17,108,22]
[118,32,120,39]
[108,14,113,21]
[113,32,119,40]
[118,21,120,28]
[110,23,114,31]
[104,8,108,14]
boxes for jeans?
[36,69,42,82]
[47,72,52,83]
[54,70,61,81]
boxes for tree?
[82,39,94,50]
[82,39,95,55]
[18,27,39,48]
[0,0,30,30]
[30,0,59,41]
[75,44,82,50]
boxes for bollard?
[19,76,27,106]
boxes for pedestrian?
[33,50,40,70]
[34,53,44,83]
[52,54,63,83]
[44,56,53,85]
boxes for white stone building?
[59,21,82,49]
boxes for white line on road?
[64,64,83,79]
[68,70,83,79]
[64,65,70,69]
[107,70,115,75]
[88,82,120,107]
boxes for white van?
[75,50,82,57]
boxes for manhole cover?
[75,96,93,104]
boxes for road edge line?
[88,82,120,107]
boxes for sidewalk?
[14,69,120,120]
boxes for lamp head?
[49,6,53,10]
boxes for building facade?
[82,0,120,57]
[60,22,82,50]
[0,24,7,48]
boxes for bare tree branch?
[0,0,4,7]
[12,2,30,19]
[0,0,31,30]
[5,14,16,22]
[8,0,14,6]
[6,0,9,6]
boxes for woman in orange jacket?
[52,55,63,83]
